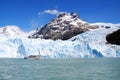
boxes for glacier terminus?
[0,13,120,58]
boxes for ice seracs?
[0,23,120,58]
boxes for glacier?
[0,24,120,58]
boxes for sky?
[0,0,120,32]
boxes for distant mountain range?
[0,12,120,58]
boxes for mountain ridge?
[29,12,97,40]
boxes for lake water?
[0,58,120,80]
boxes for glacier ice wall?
[0,24,120,58]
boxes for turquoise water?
[0,58,120,80]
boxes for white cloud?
[44,9,59,15]
[38,9,63,16]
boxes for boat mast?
[38,49,41,58]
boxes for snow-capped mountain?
[0,25,28,37]
[0,23,120,58]
[29,12,97,40]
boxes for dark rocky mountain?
[29,12,97,40]
[106,29,120,45]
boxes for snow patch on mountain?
[0,25,28,37]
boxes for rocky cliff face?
[106,29,120,45]
[29,12,97,40]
